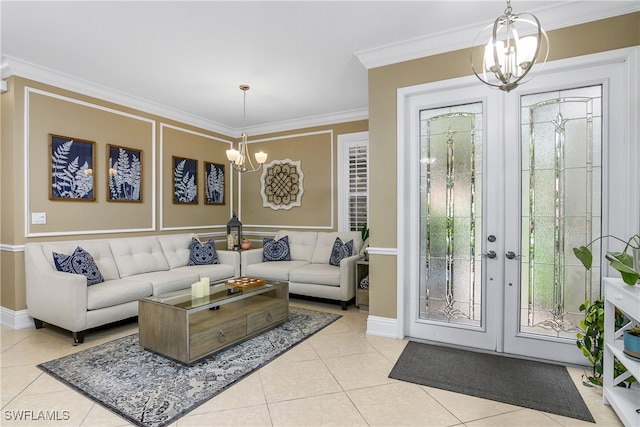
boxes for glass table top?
[142,279,287,311]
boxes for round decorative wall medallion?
[260,159,304,210]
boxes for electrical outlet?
[31,212,46,225]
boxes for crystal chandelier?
[226,85,268,173]
[470,0,549,92]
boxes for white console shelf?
[603,278,640,427]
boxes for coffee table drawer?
[190,316,247,360]
[247,301,288,335]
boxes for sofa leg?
[72,331,85,345]
[341,301,348,310]
[33,318,44,329]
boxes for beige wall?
[0,75,367,312]
[238,121,367,236]
[367,12,640,319]
[161,124,232,229]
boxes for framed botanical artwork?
[173,156,198,204]
[107,144,142,202]
[49,134,96,201]
[204,162,225,205]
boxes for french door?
[399,49,635,365]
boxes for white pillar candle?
[199,279,208,297]
[191,282,200,299]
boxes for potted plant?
[360,224,370,260]
[624,325,640,360]
[577,299,605,386]
[573,234,640,286]
[576,299,636,387]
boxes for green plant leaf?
[573,246,593,270]
[606,254,640,285]
[606,251,634,268]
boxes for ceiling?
[2,1,638,135]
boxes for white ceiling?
[2,1,638,135]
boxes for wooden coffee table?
[138,279,288,364]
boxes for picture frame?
[49,134,96,201]
[173,156,198,204]
[107,144,143,202]
[204,162,225,205]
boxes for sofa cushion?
[245,260,310,281]
[133,270,201,295]
[274,231,317,262]
[53,246,105,285]
[172,264,235,282]
[263,236,291,262]
[42,240,120,281]
[329,238,354,266]
[87,278,153,310]
[289,264,341,287]
[157,233,194,269]
[311,232,362,264]
[188,237,219,265]
[109,236,170,278]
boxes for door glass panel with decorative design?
[517,86,602,339]
[420,103,483,327]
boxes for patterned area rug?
[38,307,340,427]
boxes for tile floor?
[1,299,624,427]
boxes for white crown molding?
[355,2,640,70]
[1,55,236,136]
[245,108,368,136]
[1,55,369,137]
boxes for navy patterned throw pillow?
[188,237,219,265]
[263,236,291,262]
[53,246,104,286]
[329,238,354,266]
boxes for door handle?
[505,251,522,260]
[482,250,497,259]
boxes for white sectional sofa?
[24,233,239,343]
[241,230,362,310]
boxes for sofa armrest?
[338,254,361,301]
[240,248,264,275]
[24,243,89,332]
[216,250,241,277]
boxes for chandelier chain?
[504,0,512,15]
[225,84,268,173]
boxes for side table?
[356,259,369,310]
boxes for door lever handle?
[482,250,497,259]
[505,251,522,260]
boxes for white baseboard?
[366,315,400,338]
[1,306,34,330]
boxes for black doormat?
[389,341,595,423]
